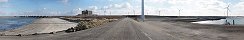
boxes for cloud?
[0,1,12,8]
[134,0,167,3]
[88,6,98,10]
[165,0,228,16]
[0,5,10,8]
[145,0,166,3]
[70,8,82,15]
[3,0,242,16]
[108,0,113,1]
[95,2,135,15]
[14,8,78,16]
[132,0,233,16]
[123,0,226,16]
[0,10,17,16]
[0,10,5,13]
[61,0,69,5]
[103,2,132,9]
[231,2,244,16]
[0,0,8,2]
[43,8,47,10]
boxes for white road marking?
[142,32,153,40]
[132,20,153,40]
[145,22,188,40]
[160,28,184,40]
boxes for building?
[76,10,97,16]
[82,10,92,16]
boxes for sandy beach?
[0,18,78,35]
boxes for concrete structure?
[77,10,93,16]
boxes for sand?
[0,18,78,35]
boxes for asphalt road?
[0,18,222,40]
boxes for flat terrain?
[0,18,243,40]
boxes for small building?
[82,10,92,16]
[76,10,97,16]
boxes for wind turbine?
[104,10,106,15]
[133,10,135,15]
[224,4,232,25]
[147,11,149,15]
[141,0,145,22]
[109,11,111,15]
[158,11,161,16]
[225,4,230,17]
[127,11,130,15]
[178,9,182,16]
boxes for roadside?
[145,20,244,40]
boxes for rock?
[32,33,39,35]
[49,32,56,34]
[0,33,5,36]
[65,27,76,33]
[65,18,116,32]
[17,34,22,36]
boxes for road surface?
[0,18,226,40]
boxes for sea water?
[192,17,244,25]
[0,17,36,31]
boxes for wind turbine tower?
[110,11,111,15]
[104,10,106,15]
[224,4,232,25]
[158,11,161,16]
[141,0,145,22]
[178,9,182,16]
[226,4,230,17]
[133,10,135,15]
[127,9,130,15]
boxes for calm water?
[0,17,36,31]
[192,17,244,25]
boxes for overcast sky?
[0,0,244,16]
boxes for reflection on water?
[192,17,244,25]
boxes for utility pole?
[141,0,145,22]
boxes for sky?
[0,0,244,16]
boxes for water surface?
[192,17,244,25]
[0,17,36,31]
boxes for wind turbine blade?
[228,9,231,12]
[228,4,230,7]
